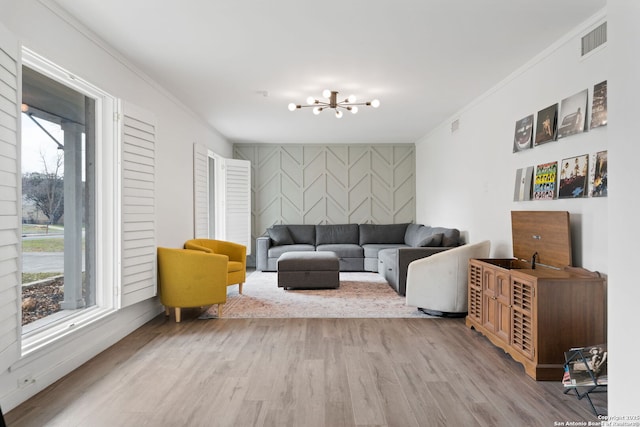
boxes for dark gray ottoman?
[277,251,340,289]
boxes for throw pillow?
[417,233,443,247]
[268,226,294,246]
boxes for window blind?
[0,22,21,372]
[120,103,157,307]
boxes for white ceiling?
[52,0,606,145]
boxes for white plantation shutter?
[192,148,250,251]
[121,103,156,307]
[0,22,21,372]
[221,158,251,253]
[193,143,209,238]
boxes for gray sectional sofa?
[256,223,461,295]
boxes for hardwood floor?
[6,315,606,426]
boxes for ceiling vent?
[581,21,607,56]
[451,119,460,133]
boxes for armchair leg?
[175,307,181,323]
[218,303,224,318]
[238,283,243,294]
[165,306,170,316]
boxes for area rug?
[206,271,433,318]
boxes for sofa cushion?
[315,224,359,245]
[362,243,408,258]
[359,223,409,245]
[278,224,316,245]
[405,225,431,247]
[430,227,461,247]
[268,244,315,258]
[405,223,422,238]
[316,244,364,258]
[267,226,294,246]
[417,233,443,247]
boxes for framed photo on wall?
[558,154,589,198]
[533,161,558,200]
[534,104,558,146]
[557,89,588,139]
[513,114,534,152]
[591,80,608,129]
[589,150,608,197]
[514,166,534,201]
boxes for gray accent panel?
[234,144,416,266]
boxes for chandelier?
[288,90,380,118]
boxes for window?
[20,49,119,354]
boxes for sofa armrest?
[396,247,452,295]
[256,236,272,271]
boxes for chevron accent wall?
[233,144,415,264]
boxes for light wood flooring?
[6,315,606,426]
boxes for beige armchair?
[405,240,491,316]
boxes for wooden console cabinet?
[466,211,605,381]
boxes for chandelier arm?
[289,91,379,113]
[299,102,329,108]
[339,101,371,107]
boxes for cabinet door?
[494,270,512,343]
[482,268,498,333]
[511,275,535,360]
[482,267,511,342]
[468,261,483,323]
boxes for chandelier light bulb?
[371,99,380,108]
[306,96,315,105]
[351,106,358,114]
[322,89,332,99]
[348,94,357,103]
[335,110,343,119]
[288,103,297,111]
[313,107,321,115]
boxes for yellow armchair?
[157,247,228,322]
[184,239,247,294]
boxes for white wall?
[3,0,232,248]
[417,5,640,417]
[416,12,608,273]
[0,0,232,411]
[607,0,639,416]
